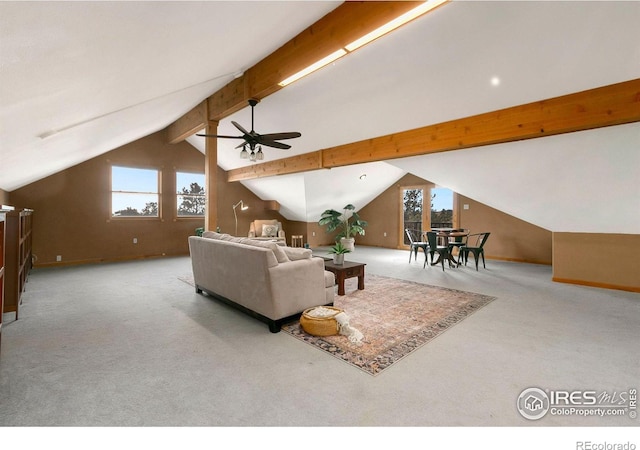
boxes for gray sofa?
[188,232,335,332]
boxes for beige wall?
[314,173,552,265]
[305,221,330,248]
[215,168,291,239]
[0,188,9,205]
[9,131,292,266]
[457,195,552,264]
[356,174,433,249]
[312,173,434,248]
[8,132,637,292]
[553,232,640,292]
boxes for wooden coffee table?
[323,260,366,296]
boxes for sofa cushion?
[324,270,336,288]
[202,231,224,239]
[202,231,239,242]
[283,247,312,261]
[238,238,290,264]
[202,232,289,264]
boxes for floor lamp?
[233,200,248,236]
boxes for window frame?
[110,165,162,220]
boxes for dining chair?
[459,232,491,270]
[405,228,429,263]
[447,228,469,262]
[424,231,448,271]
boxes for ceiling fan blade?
[259,132,301,141]
[196,133,244,139]
[259,139,291,150]
[231,121,251,136]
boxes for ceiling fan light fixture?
[201,99,301,162]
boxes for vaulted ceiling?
[1,1,639,233]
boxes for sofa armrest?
[267,257,328,318]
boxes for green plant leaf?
[318,204,367,239]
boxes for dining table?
[427,228,469,268]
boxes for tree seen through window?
[177,172,205,216]
[111,166,159,217]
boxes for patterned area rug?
[282,274,496,376]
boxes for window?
[111,166,160,217]
[402,187,428,246]
[430,187,453,228]
[176,172,205,217]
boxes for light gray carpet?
[1,247,638,434]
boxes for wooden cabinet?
[0,212,5,352]
[2,208,33,321]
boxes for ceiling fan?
[196,98,301,161]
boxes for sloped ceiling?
[240,162,407,222]
[389,122,640,234]
[2,1,639,234]
[0,1,339,190]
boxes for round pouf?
[300,306,343,336]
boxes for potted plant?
[328,241,351,265]
[318,204,368,251]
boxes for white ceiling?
[0,0,339,189]
[2,1,639,233]
[389,122,640,234]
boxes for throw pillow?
[262,224,278,237]
[240,238,290,263]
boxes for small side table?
[291,235,303,247]
[323,260,366,296]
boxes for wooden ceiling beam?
[166,101,206,144]
[168,2,424,137]
[239,1,424,111]
[227,78,640,181]
[227,151,323,182]
[322,78,640,168]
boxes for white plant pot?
[340,237,355,252]
[333,254,345,265]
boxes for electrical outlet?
[384,232,387,237]
[133,238,138,244]
[312,231,316,237]
[56,255,62,262]
[463,204,470,210]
